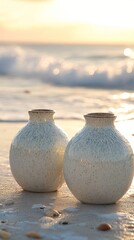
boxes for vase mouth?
[84,112,116,119]
[28,109,55,114]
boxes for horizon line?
[0,41,134,46]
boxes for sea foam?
[0,44,134,90]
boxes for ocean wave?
[66,54,125,60]
[0,45,134,89]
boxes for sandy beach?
[0,119,134,240]
[0,0,134,238]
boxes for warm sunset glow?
[124,48,134,58]
[0,0,134,43]
[55,0,134,28]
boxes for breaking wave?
[0,44,134,89]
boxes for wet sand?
[0,120,134,240]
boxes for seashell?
[25,231,41,239]
[97,223,112,231]
[49,203,54,206]
[39,216,53,224]
[44,208,60,217]
[0,230,11,239]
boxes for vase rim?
[84,112,116,118]
[29,109,55,114]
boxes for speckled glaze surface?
[10,109,68,192]
[64,113,134,204]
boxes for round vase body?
[64,113,134,204]
[10,109,68,192]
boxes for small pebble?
[1,220,6,223]
[59,221,69,225]
[32,204,46,209]
[25,231,41,239]
[0,230,11,239]
[24,90,30,94]
[130,194,134,197]
[97,223,112,231]
[44,208,60,217]
[127,225,134,229]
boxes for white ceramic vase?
[10,109,68,192]
[64,113,134,204]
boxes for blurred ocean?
[0,43,134,123]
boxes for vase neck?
[28,109,55,122]
[84,113,116,128]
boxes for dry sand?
[0,120,134,240]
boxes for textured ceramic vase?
[10,109,68,192]
[64,113,134,204]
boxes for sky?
[0,0,134,44]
